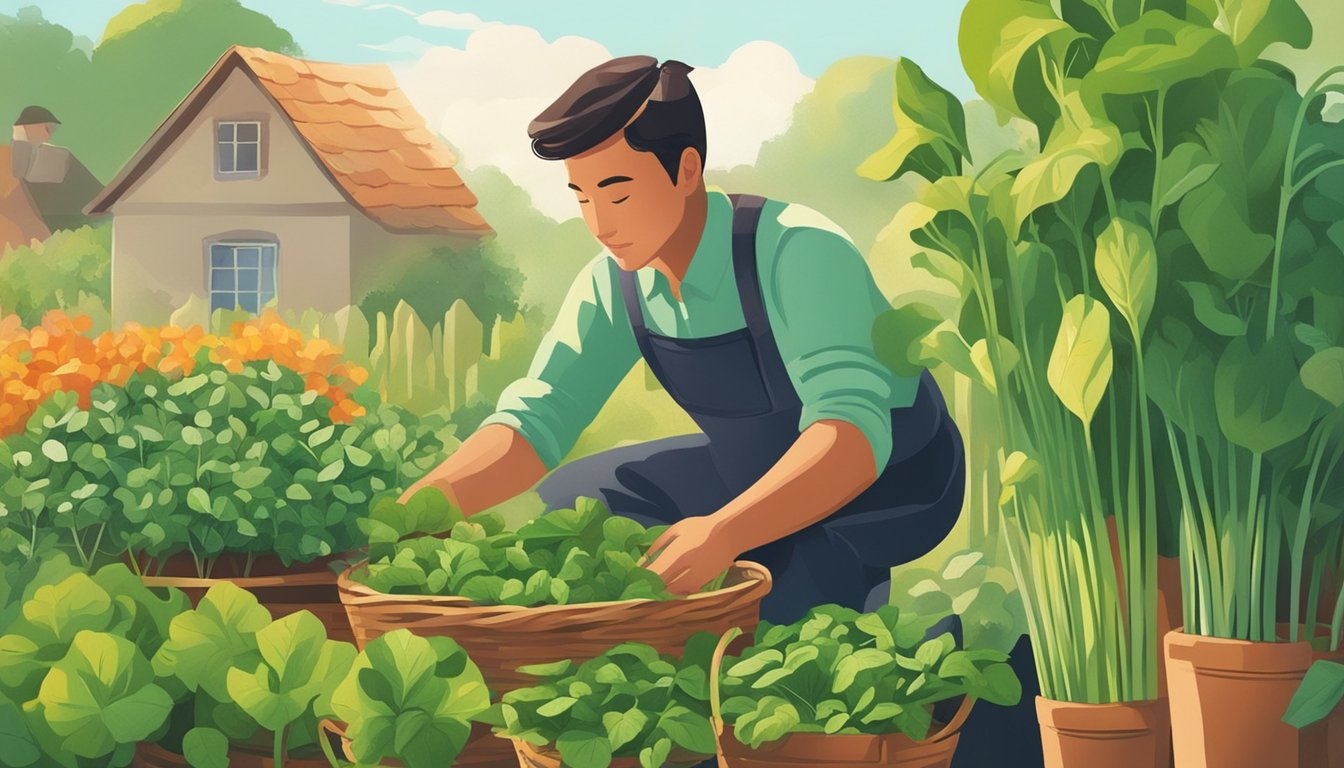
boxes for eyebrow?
[568,175,633,192]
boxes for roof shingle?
[86,45,492,239]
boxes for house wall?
[111,214,351,327]
[348,212,480,310]
[109,66,359,325]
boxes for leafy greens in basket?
[482,632,721,768]
[716,604,1022,748]
[351,491,729,606]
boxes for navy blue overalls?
[535,194,966,626]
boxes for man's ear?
[677,146,703,189]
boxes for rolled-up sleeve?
[766,227,919,473]
[477,256,640,470]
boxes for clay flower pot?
[1164,629,1331,767]
[1035,696,1171,768]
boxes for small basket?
[709,628,974,768]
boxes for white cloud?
[392,25,813,221]
[359,35,435,57]
[415,10,494,30]
[322,0,367,6]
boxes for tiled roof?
[86,45,492,238]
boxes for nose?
[590,204,619,244]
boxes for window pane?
[217,143,234,173]
[261,246,276,271]
[211,268,235,291]
[210,245,233,268]
[236,143,259,173]
[236,248,259,268]
[239,293,259,314]
[260,290,276,308]
[260,265,275,293]
[211,292,237,313]
[238,269,258,291]
[236,123,259,142]
[217,123,234,141]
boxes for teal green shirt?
[480,187,920,472]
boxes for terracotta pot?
[134,550,355,642]
[1035,696,1170,768]
[1164,629,1330,767]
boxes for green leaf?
[1283,660,1344,728]
[832,649,893,694]
[557,730,612,768]
[1156,143,1220,211]
[858,58,970,182]
[1047,295,1114,424]
[1301,348,1344,408]
[1189,0,1312,66]
[602,707,648,752]
[960,0,1085,122]
[187,487,211,516]
[1180,282,1247,337]
[152,582,271,701]
[181,727,229,768]
[0,698,39,767]
[317,460,345,483]
[1216,336,1322,453]
[1095,218,1158,334]
[1084,10,1237,96]
[41,440,68,463]
[537,696,577,717]
[658,706,716,755]
[639,737,671,768]
[1011,90,1122,234]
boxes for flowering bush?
[0,310,368,437]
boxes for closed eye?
[612,195,629,205]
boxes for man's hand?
[396,472,457,508]
[641,515,740,595]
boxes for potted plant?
[483,632,721,767]
[319,628,491,768]
[860,1,1344,764]
[708,604,1020,767]
[1130,23,1344,768]
[337,491,770,764]
[144,582,356,768]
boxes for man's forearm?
[712,420,879,555]
[403,424,548,515]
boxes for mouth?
[604,242,631,250]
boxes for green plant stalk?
[1289,426,1332,641]
[274,724,287,768]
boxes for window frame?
[204,233,279,316]
[213,115,269,180]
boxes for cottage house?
[84,45,492,326]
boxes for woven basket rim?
[337,559,770,615]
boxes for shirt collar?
[638,188,733,301]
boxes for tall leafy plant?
[861,0,1341,701]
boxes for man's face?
[563,130,700,271]
[27,123,55,142]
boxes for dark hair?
[528,56,706,184]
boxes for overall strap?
[728,193,799,408]
[617,252,670,385]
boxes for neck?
[647,186,708,299]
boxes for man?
[401,56,965,626]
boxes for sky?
[3,0,973,220]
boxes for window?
[210,242,277,314]
[216,121,261,177]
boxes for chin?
[609,250,651,272]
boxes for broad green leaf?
[602,707,647,751]
[182,727,229,768]
[1011,90,1122,234]
[1216,336,1322,453]
[1180,282,1247,337]
[227,665,303,731]
[658,706,716,755]
[153,582,271,701]
[1095,218,1158,334]
[859,58,970,182]
[1047,295,1114,424]
[41,440,68,463]
[1084,10,1237,96]
[557,730,612,768]
[0,698,39,767]
[1301,348,1344,408]
[1283,660,1344,728]
[832,649,893,694]
[960,0,1085,122]
[920,321,999,393]
[1156,143,1220,211]
[737,696,801,749]
[639,737,671,768]
[1189,0,1312,65]
[873,305,944,379]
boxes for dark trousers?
[534,421,964,626]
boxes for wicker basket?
[137,551,354,642]
[338,560,771,765]
[709,627,973,768]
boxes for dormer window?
[216,120,261,178]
